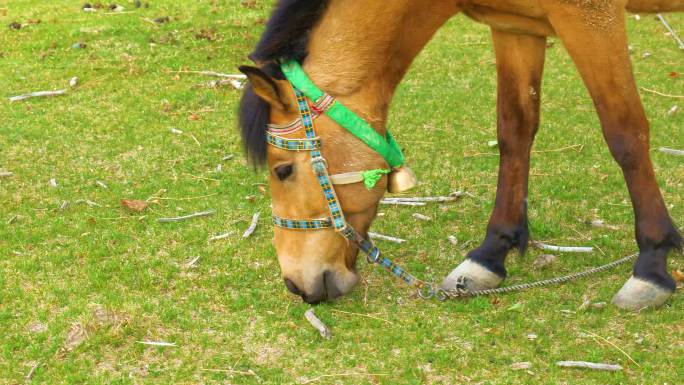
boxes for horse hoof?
[440,259,504,292]
[611,276,674,311]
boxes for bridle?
[266,60,445,299]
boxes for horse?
[238,0,683,309]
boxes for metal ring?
[417,284,435,299]
[366,247,381,264]
[435,288,448,301]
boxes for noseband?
[267,61,444,299]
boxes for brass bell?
[387,165,417,193]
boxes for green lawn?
[1,1,682,384]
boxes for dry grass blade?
[331,309,393,325]
[581,330,640,367]
[158,210,215,223]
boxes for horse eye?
[274,164,294,181]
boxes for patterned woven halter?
[267,62,444,300]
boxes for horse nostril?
[323,271,342,299]
[284,278,301,295]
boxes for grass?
[1,1,682,384]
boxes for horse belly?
[626,0,684,12]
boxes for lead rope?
[440,253,638,299]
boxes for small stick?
[533,241,593,253]
[641,87,684,99]
[381,196,460,203]
[368,232,406,244]
[25,362,41,381]
[9,89,67,102]
[75,199,101,207]
[96,180,108,189]
[158,210,215,223]
[658,147,684,156]
[0,171,13,178]
[208,231,233,242]
[186,256,200,268]
[412,213,431,221]
[242,212,260,238]
[379,200,426,206]
[300,372,388,384]
[304,309,331,339]
[172,70,247,79]
[556,361,622,371]
[657,14,684,50]
[136,340,176,347]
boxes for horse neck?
[303,0,461,132]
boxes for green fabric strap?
[362,169,391,189]
[281,61,405,168]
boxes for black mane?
[239,0,330,166]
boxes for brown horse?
[238,0,683,309]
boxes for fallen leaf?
[121,199,149,212]
[188,114,200,121]
[533,254,557,269]
[673,269,684,283]
[668,71,679,78]
[64,323,87,351]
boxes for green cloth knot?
[362,169,391,189]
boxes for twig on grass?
[379,200,426,206]
[136,340,176,347]
[0,171,14,178]
[412,213,432,221]
[368,232,406,244]
[158,210,215,223]
[659,147,684,156]
[556,361,622,371]
[186,256,200,268]
[9,89,67,102]
[656,14,684,50]
[25,362,41,381]
[75,199,101,207]
[209,231,233,242]
[641,87,684,99]
[171,70,247,79]
[299,372,388,384]
[381,195,462,203]
[304,309,331,339]
[242,213,260,238]
[532,241,593,253]
[146,193,217,202]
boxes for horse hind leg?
[441,29,546,292]
[546,3,682,310]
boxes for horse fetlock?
[441,259,505,292]
[612,276,674,311]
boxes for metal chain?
[440,253,638,299]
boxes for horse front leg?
[442,29,546,291]
[545,3,682,310]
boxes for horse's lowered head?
[238,62,415,303]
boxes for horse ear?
[239,66,289,111]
